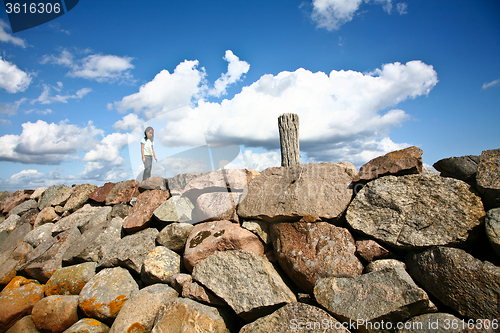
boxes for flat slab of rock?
[346,175,485,249]
[406,246,500,319]
[152,298,232,333]
[153,196,195,224]
[99,228,158,274]
[23,223,54,248]
[31,295,79,333]
[0,276,45,332]
[477,148,500,209]
[63,184,98,213]
[270,221,363,293]
[8,199,37,217]
[123,190,170,232]
[240,302,349,333]
[184,220,264,272]
[353,146,423,182]
[238,162,356,223]
[109,284,178,333]
[195,192,241,223]
[314,266,437,330]
[433,155,480,182]
[192,250,296,321]
[105,180,139,206]
[78,267,139,323]
[486,208,500,257]
[45,262,97,296]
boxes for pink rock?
[270,221,363,293]
[123,190,170,232]
[1,191,30,215]
[195,192,241,223]
[184,220,264,272]
[355,239,393,262]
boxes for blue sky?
[0,0,499,190]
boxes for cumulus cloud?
[0,19,27,48]
[310,0,409,30]
[33,84,91,104]
[0,57,32,93]
[209,50,250,97]
[113,113,144,132]
[0,120,103,164]
[113,60,205,120]
[482,79,500,90]
[40,49,134,83]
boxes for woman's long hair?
[144,126,154,141]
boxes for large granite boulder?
[99,228,158,274]
[192,250,296,321]
[346,175,485,249]
[184,220,264,272]
[433,155,480,183]
[353,146,423,182]
[314,266,437,331]
[238,162,356,223]
[406,246,500,319]
[476,148,500,209]
[270,221,363,293]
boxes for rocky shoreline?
[0,146,499,332]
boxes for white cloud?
[482,78,500,90]
[41,49,134,83]
[33,84,92,104]
[113,60,205,120]
[310,0,409,31]
[210,50,250,97]
[69,54,134,82]
[113,113,144,132]
[225,149,281,171]
[0,19,27,48]
[0,120,103,164]
[83,132,131,165]
[0,57,32,93]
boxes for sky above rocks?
[0,0,499,190]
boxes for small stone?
[242,220,271,244]
[156,223,194,252]
[355,239,393,262]
[364,259,406,274]
[33,207,58,228]
[31,295,79,333]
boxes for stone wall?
[0,147,499,333]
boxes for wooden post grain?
[278,113,300,167]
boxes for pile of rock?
[0,147,499,333]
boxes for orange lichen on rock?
[127,322,146,333]
[109,294,128,316]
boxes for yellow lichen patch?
[83,318,103,326]
[79,297,97,317]
[109,294,128,316]
[127,322,146,333]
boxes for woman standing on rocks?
[141,126,158,180]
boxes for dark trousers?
[143,155,152,180]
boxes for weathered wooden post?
[278,113,300,167]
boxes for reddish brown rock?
[32,295,79,333]
[5,316,39,333]
[237,162,356,223]
[184,220,265,272]
[0,276,45,332]
[122,190,170,232]
[2,191,30,215]
[195,192,241,223]
[270,221,363,293]
[105,180,139,206]
[63,184,98,213]
[355,239,393,262]
[88,182,116,203]
[353,146,423,182]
